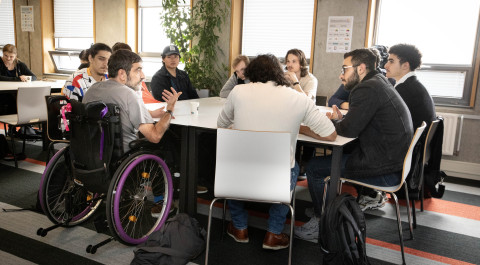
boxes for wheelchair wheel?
[39,146,102,226]
[106,151,173,245]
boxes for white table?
[147,97,355,214]
[0,80,65,92]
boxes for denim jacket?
[335,71,413,178]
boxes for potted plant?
[161,0,229,97]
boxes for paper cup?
[25,76,32,82]
[190,102,199,115]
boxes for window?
[0,0,16,48]
[51,0,94,73]
[242,0,315,59]
[138,0,190,78]
[372,0,480,107]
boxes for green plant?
[161,0,229,96]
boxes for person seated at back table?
[0,44,37,82]
[150,45,199,101]
[220,55,250,98]
[284,48,317,101]
[217,54,336,250]
[284,48,318,178]
[62,43,112,102]
[328,45,395,109]
[0,44,38,115]
[295,48,413,241]
[78,49,90,70]
[111,42,161,104]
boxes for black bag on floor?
[131,213,206,265]
[0,134,11,159]
[319,193,370,265]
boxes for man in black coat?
[385,44,436,129]
[295,48,413,240]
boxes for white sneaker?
[294,217,319,240]
[358,192,387,211]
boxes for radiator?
[437,112,458,155]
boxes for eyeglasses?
[341,65,355,75]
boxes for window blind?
[54,0,94,38]
[139,0,190,8]
[0,0,16,46]
[242,0,315,58]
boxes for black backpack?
[319,193,370,265]
[131,213,206,265]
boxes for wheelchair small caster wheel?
[86,245,97,254]
[37,228,47,237]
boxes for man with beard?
[84,49,181,153]
[294,48,413,241]
[62,43,112,101]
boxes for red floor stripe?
[367,238,475,265]
[24,158,46,166]
[298,179,480,220]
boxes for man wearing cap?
[150,45,199,101]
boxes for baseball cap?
[162,45,181,57]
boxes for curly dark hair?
[89,43,112,59]
[388,44,422,71]
[284,49,309,77]
[244,54,290,86]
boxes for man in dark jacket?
[295,48,413,240]
[385,44,436,129]
[150,45,199,101]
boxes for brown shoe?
[227,222,249,243]
[262,231,289,250]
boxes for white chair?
[322,121,426,265]
[205,128,295,265]
[0,86,50,167]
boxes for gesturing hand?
[326,105,343,120]
[162,87,182,112]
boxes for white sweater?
[217,81,335,167]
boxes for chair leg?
[411,199,417,229]
[403,182,414,239]
[205,198,221,265]
[420,185,425,212]
[221,199,227,241]
[390,192,407,265]
[9,126,18,168]
[286,203,295,265]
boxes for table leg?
[178,126,190,214]
[185,126,199,215]
[327,146,344,204]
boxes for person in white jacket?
[217,54,337,250]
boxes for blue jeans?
[228,162,299,235]
[306,155,401,216]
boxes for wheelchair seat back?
[67,100,123,193]
[46,95,71,142]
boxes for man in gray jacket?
[295,48,413,240]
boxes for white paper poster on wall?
[326,16,353,53]
[21,6,34,32]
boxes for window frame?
[369,0,480,108]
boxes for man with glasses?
[295,48,413,241]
